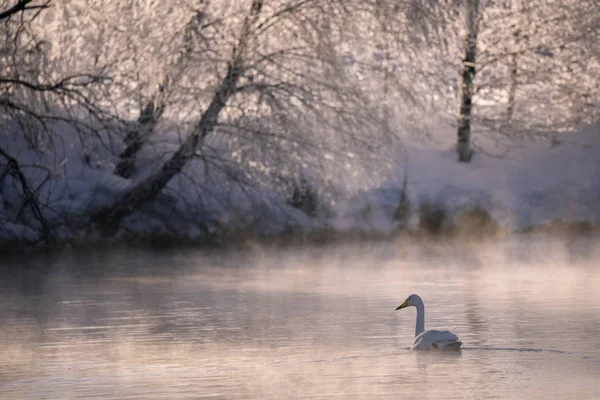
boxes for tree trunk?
[506,47,518,121]
[115,93,165,179]
[393,165,410,225]
[288,178,317,217]
[506,0,522,122]
[456,0,480,163]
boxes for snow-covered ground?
[331,123,600,235]
[1,122,599,246]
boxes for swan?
[396,294,462,351]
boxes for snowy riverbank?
[2,122,598,251]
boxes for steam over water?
[1,236,600,399]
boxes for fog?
[1,234,599,398]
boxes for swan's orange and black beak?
[395,299,409,310]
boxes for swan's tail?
[439,340,462,351]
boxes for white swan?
[396,294,462,351]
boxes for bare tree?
[93,1,278,231]
[471,0,600,134]
[368,0,599,158]
[1,0,111,244]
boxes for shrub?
[417,201,448,235]
[450,206,499,238]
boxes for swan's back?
[411,329,462,351]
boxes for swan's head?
[395,294,423,310]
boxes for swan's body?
[396,294,462,351]
[410,329,462,351]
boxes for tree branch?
[0,146,55,243]
[0,0,50,22]
[0,74,108,92]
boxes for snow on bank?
[331,124,600,233]
[1,123,599,245]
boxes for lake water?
[1,236,599,399]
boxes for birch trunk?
[115,92,165,179]
[456,0,479,163]
[506,45,518,121]
[506,0,523,121]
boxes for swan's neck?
[415,303,425,336]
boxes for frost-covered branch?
[0,0,49,21]
[0,146,54,243]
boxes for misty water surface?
[1,236,599,399]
